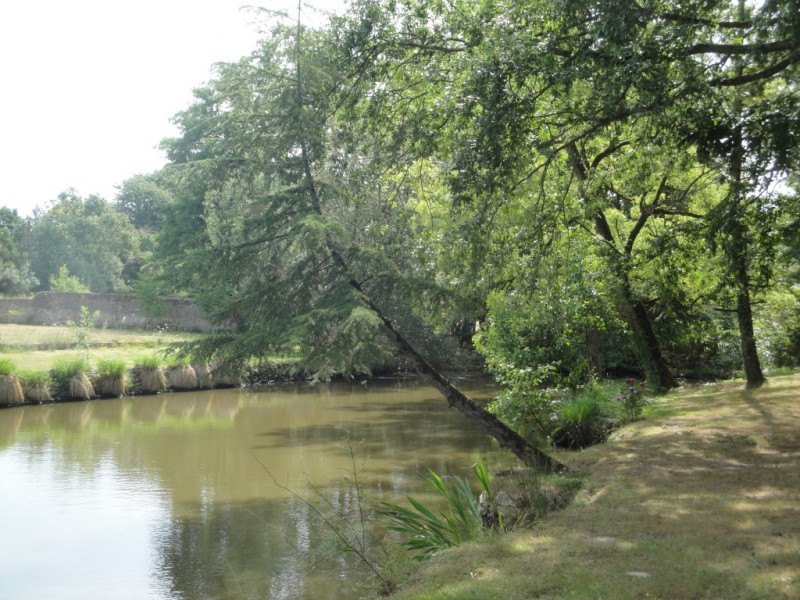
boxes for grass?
[0,323,201,370]
[384,374,800,600]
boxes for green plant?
[19,369,52,403]
[67,305,101,359]
[616,377,647,421]
[48,265,89,293]
[377,459,497,561]
[50,358,94,400]
[95,359,128,397]
[133,356,166,393]
[0,358,17,376]
[550,382,618,449]
[0,358,24,405]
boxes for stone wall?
[0,292,212,332]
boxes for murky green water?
[0,377,501,600]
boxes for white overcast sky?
[0,0,344,218]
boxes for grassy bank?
[385,374,800,599]
[0,323,199,371]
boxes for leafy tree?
[153,13,563,470]
[341,0,799,389]
[115,174,173,233]
[48,265,89,292]
[28,190,146,293]
[0,207,37,295]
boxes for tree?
[115,174,173,233]
[341,0,799,388]
[154,12,564,470]
[28,190,146,293]
[0,207,37,295]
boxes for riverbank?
[385,374,800,599]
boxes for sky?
[0,0,344,218]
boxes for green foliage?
[66,306,101,359]
[48,265,89,293]
[615,377,647,422]
[377,459,495,561]
[96,359,127,377]
[0,207,38,295]
[30,191,146,293]
[0,358,17,376]
[50,358,90,394]
[134,356,162,369]
[550,381,620,449]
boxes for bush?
[166,362,198,389]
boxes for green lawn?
[385,374,800,600]
[0,323,201,371]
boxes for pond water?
[0,377,502,600]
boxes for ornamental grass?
[134,357,166,393]
[20,370,52,403]
[0,359,24,405]
[51,359,94,400]
[193,362,213,388]
[166,362,198,390]
[95,359,128,397]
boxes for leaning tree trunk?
[357,290,567,472]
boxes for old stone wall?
[0,292,212,332]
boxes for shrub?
[95,359,128,397]
[211,361,244,387]
[616,377,647,421]
[193,363,213,388]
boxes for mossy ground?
[386,374,800,600]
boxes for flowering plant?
[616,377,646,421]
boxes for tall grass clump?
[0,359,25,405]
[166,360,198,390]
[193,362,213,388]
[95,359,128,397]
[550,381,619,449]
[133,356,166,394]
[51,358,94,400]
[211,361,244,387]
[19,369,52,403]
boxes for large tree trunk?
[733,236,766,388]
[566,143,678,392]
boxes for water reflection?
[0,377,499,599]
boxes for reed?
[0,360,25,405]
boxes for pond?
[0,376,502,600]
